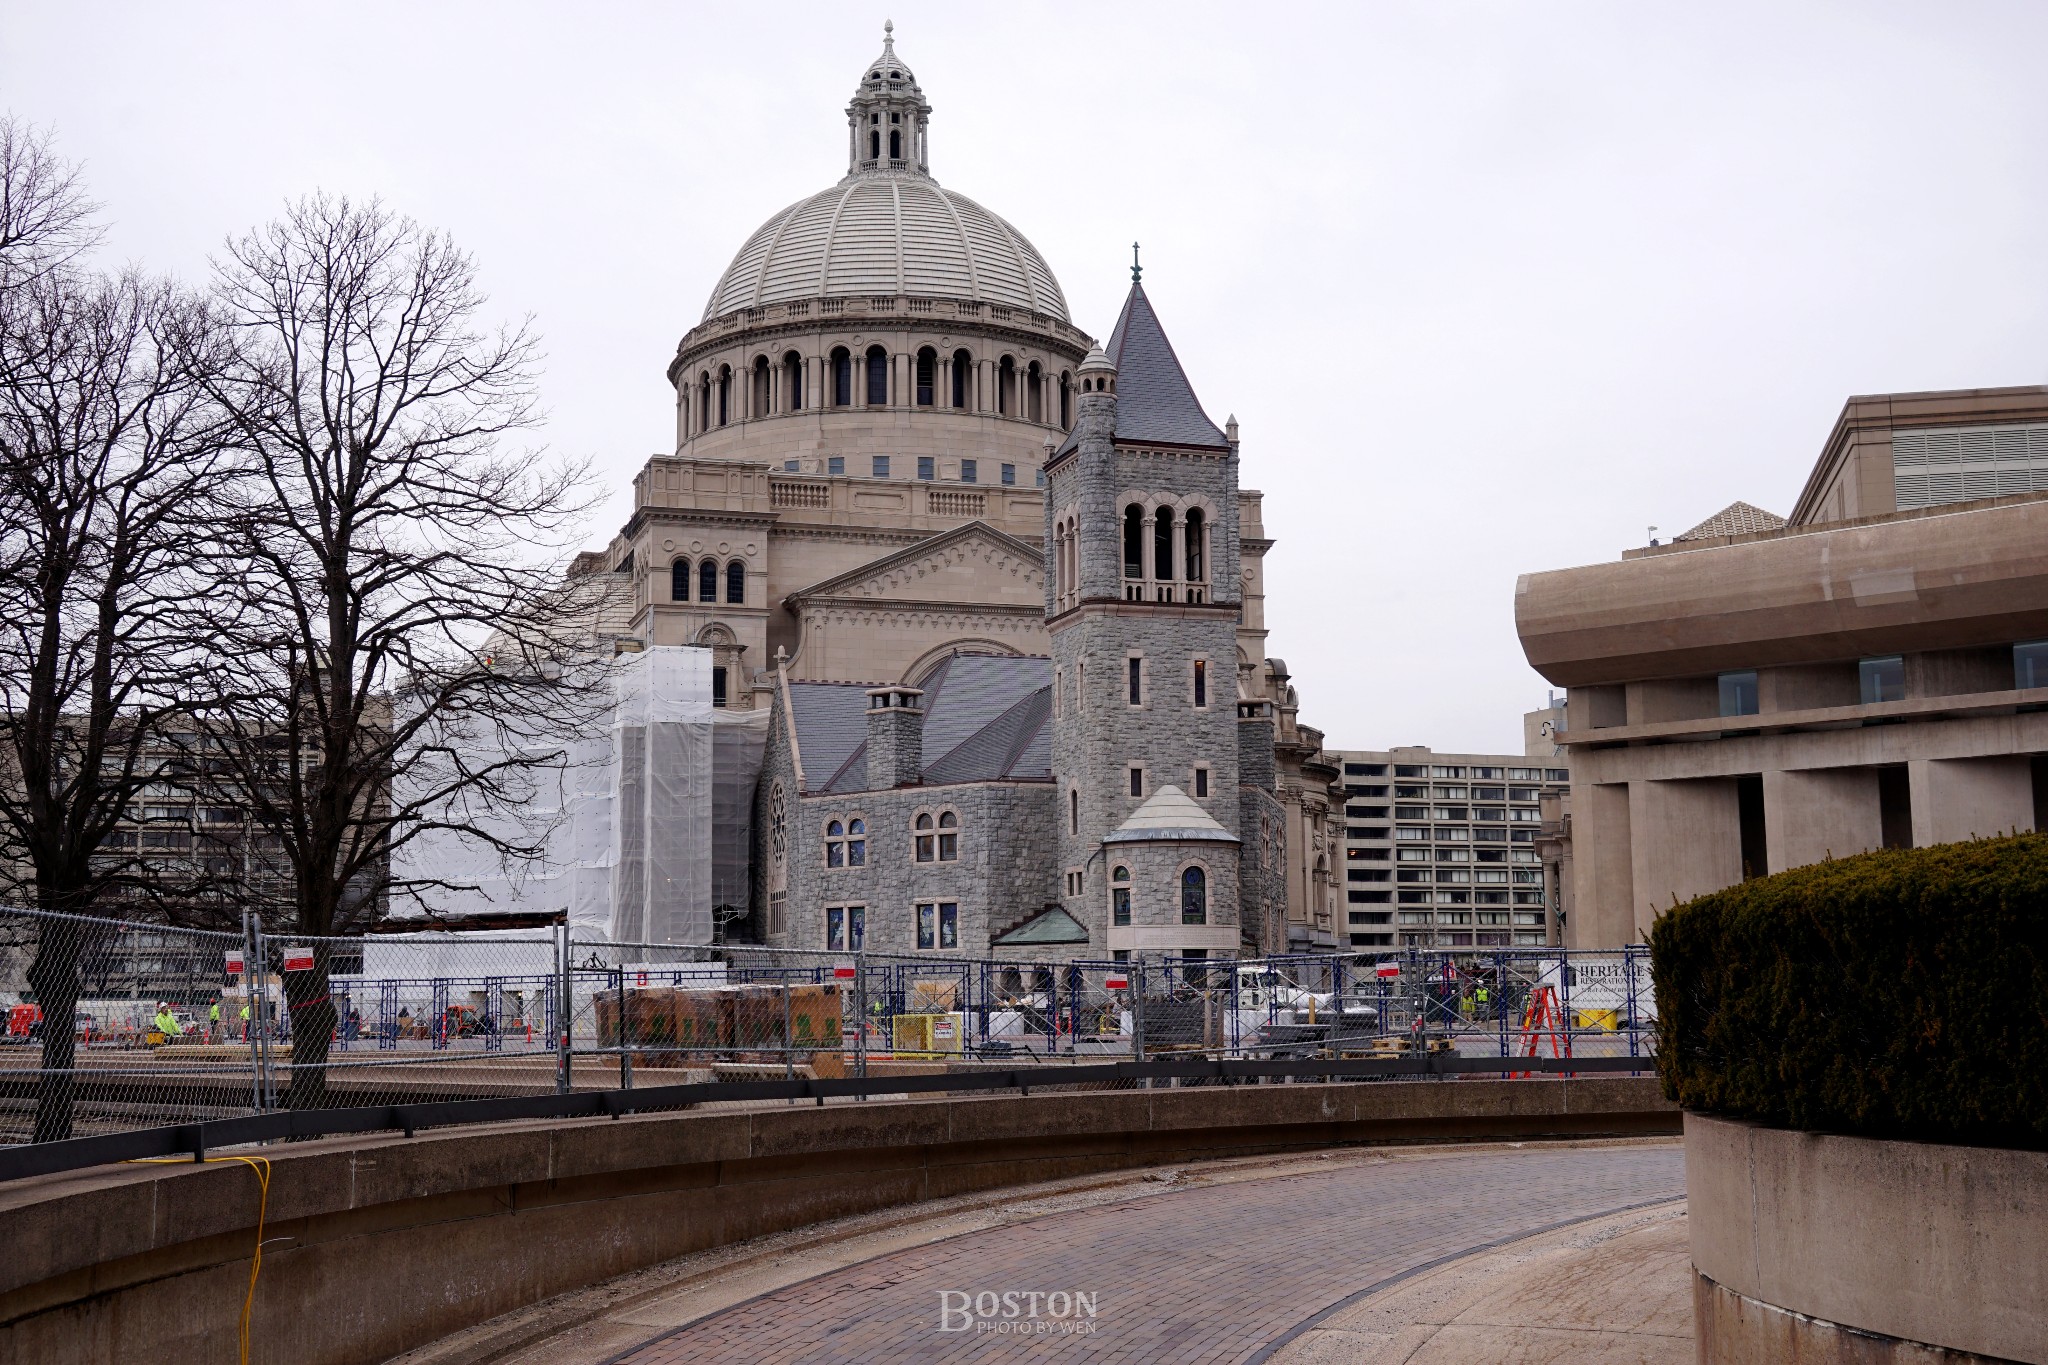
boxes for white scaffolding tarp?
[391,646,766,946]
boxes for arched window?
[671,558,690,602]
[725,560,745,604]
[698,374,710,431]
[914,811,935,862]
[847,817,866,866]
[698,559,718,602]
[1111,865,1132,926]
[869,129,880,160]
[825,819,846,868]
[915,347,936,406]
[997,356,1015,415]
[865,345,888,406]
[1069,787,1079,833]
[1059,371,1072,428]
[1154,506,1174,580]
[769,783,786,872]
[830,347,852,406]
[717,365,731,426]
[1123,504,1144,580]
[783,351,804,411]
[752,356,770,417]
[951,348,972,408]
[1027,361,1043,423]
[1181,866,1207,925]
[1184,509,1206,582]
[889,128,901,159]
[937,810,958,861]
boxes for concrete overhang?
[1516,496,2048,687]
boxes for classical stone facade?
[598,28,1331,955]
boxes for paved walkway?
[598,1142,1686,1364]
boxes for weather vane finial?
[1131,241,1142,283]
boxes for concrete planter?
[1686,1111,2048,1364]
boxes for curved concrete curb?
[1686,1111,2048,1364]
[0,1077,1672,1365]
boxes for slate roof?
[1102,785,1240,844]
[787,653,1054,794]
[991,905,1090,946]
[1674,501,1787,542]
[1055,282,1229,456]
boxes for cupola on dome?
[700,23,1069,323]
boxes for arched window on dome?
[783,351,804,411]
[997,356,1015,415]
[830,348,852,407]
[865,346,888,406]
[915,347,936,407]
[752,356,770,419]
[698,559,718,603]
[725,560,745,604]
[1123,504,1144,585]
[671,558,689,602]
[1027,361,1043,423]
[951,349,972,410]
[889,128,901,160]
[1059,371,1072,429]
[717,365,731,427]
[698,373,710,432]
[869,129,880,161]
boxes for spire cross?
[1131,241,1142,283]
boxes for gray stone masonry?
[864,687,924,789]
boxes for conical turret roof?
[1103,785,1240,844]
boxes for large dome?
[698,24,1067,325]
[701,177,1069,323]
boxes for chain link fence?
[0,904,1655,1146]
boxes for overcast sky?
[6,2,2046,753]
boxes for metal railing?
[0,904,1656,1151]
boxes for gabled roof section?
[787,654,1055,794]
[782,520,1043,604]
[1675,501,1787,542]
[1103,785,1240,844]
[1105,283,1229,449]
[991,904,1090,946]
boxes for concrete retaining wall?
[0,1078,1670,1365]
[1686,1111,2048,1364]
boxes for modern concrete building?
[1517,385,2048,948]
[1328,748,1569,950]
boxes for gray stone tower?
[1045,271,1246,960]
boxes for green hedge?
[1651,833,2048,1147]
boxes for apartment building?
[1330,746,1570,950]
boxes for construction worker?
[208,1000,221,1042]
[239,1003,251,1041]
[1473,983,1492,1020]
[152,1002,183,1039]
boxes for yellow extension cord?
[128,1154,272,1365]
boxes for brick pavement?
[608,1143,1685,1364]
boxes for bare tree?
[0,126,232,1140]
[0,117,100,292]
[200,194,602,1108]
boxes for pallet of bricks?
[598,982,843,1077]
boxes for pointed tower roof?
[1103,785,1240,844]
[1102,282,1230,449]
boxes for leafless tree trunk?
[0,120,231,1141]
[199,194,603,1109]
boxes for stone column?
[1908,756,2035,846]
[1763,767,1884,872]
[1627,777,1741,941]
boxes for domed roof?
[702,179,1069,322]
[699,24,1068,324]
